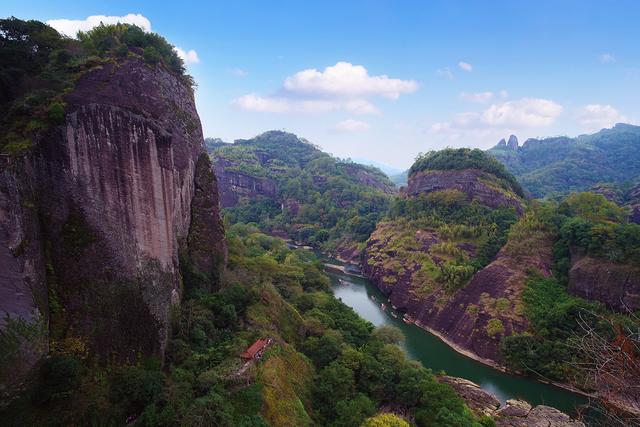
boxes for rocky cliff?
[212,156,277,208]
[569,255,640,312]
[364,150,553,363]
[440,376,585,426]
[406,169,524,213]
[364,213,553,362]
[0,57,225,386]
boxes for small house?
[240,338,272,361]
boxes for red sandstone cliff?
[0,57,225,385]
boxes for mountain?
[488,124,640,198]
[0,17,620,427]
[208,130,396,260]
[363,148,640,413]
[0,17,225,397]
[365,148,526,362]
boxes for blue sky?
[4,0,640,168]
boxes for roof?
[241,339,269,359]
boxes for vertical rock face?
[568,255,640,311]
[406,169,524,213]
[0,159,49,385]
[212,157,277,208]
[187,153,227,291]
[0,58,225,383]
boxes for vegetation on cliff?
[0,18,191,155]
[368,188,519,296]
[410,148,525,198]
[210,131,395,254]
[500,193,639,419]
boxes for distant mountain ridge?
[488,123,640,198]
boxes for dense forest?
[209,131,395,258]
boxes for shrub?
[361,413,410,427]
[48,101,65,124]
[486,318,505,337]
[372,325,405,345]
[32,355,81,403]
[109,366,165,414]
[143,45,161,64]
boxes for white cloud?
[431,97,563,135]
[481,98,563,127]
[599,53,615,63]
[499,90,509,99]
[234,61,415,115]
[228,68,248,76]
[332,119,370,132]
[436,67,454,80]
[47,13,151,37]
[458,61,473,72]
[174,47,200,64]
[232,94,380,115]
[459,91,494,103]
[577,104,627,131]
[283,61,418,100]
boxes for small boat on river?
[381,303,387,311]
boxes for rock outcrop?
[406,169,524,213]
[343,163,396,194]
[364,219,554,361]
[0,57,225,385]
[569,255,640,312]
[212,156,277,208]
[626,183,640,224]
[440,376,585,427]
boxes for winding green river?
[324,265,589,416]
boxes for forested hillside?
[209,131,396,260]
[488,124,640,198]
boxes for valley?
[1,16,639,427]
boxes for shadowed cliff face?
[0,58,225,383]
[569,255,640,312]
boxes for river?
[323,263,589,416]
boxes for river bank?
[317,257,590,415]
[321,258,640,420]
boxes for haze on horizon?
[5,0,640,169]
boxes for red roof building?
[241,338,272,361]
